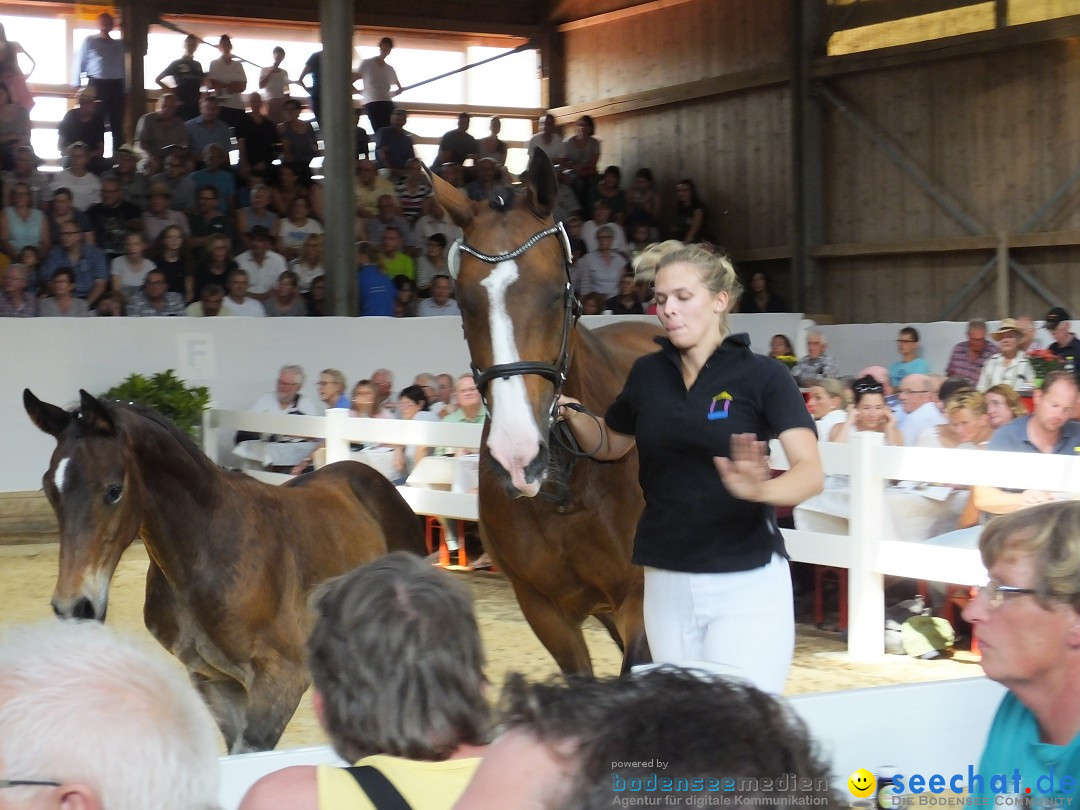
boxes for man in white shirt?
[354,36,401,134]
[527,113,567,165]
[235,225,288,300]
[51,142,102,212]
[897,373,946,446]
[417,275,461,317]
[234,364,321,471]
[222,268,267,317]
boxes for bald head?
[898,374,933,414]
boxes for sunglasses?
[854,381,884,395]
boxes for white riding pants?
[642,553,794,695]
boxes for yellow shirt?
[317,754,481,810]
[354,176,398,218]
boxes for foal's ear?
[525,148,557,219]
[24,389,73,437]
[426,166,474,229]
[77,389,117,436]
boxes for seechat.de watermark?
[848,766,1076,807]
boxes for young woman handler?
[557,241,822,693]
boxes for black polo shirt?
[606,333,815,574]
[1050,336,1080,380]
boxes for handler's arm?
[716,428,822,507]
[557,396,635,461]
[766,427,824,506]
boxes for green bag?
[901,615,955,659]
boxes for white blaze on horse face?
[53,456,70,493]
[482,259,543,497]
[80,567,112,615]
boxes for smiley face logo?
[848,769,877,798]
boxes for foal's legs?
[192,672,249,751]
[237,656,309,752]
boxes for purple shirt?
[944,339,997,385]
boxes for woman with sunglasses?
[830,375,903,445]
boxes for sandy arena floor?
[0,542,985,752]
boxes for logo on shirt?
[708,392,733,420]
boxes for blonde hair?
[944,389,985,417]
[979,502,1080,611]
[985,384,1027,418]
[321,368,346,391]
[812,378,849,407]
[632,240,741,312]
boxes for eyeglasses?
[898,388,930,395]
[277,379,300,387]
[976,579,1039,609]
[896,338,917,343]
[0,779,61,789]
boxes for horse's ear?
[24,389,73,438]
[426,166,474,229]
[526,148,557,219]
[78,389,117,436]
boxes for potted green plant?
[101,370,211,440]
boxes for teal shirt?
[888,357,931,388]
[976,692,1080,800]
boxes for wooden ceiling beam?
[825,0,989,33]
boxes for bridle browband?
[457,220,581,420]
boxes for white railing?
[774,431,1080,658]
[203,411,1080,659]
[202,408,484,521]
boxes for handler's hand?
[556,395,582,422]
[715,433,771,502]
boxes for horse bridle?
[452,220,581,426]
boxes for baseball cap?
[1045,307,1071,327]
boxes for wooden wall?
[558,0,793,274]
[819,38,1080,323]
[556,1,1080,323]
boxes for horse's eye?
[104,485,123,505]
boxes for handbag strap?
[345,765,414,810]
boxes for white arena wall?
[2,311,1017,494]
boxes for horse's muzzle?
[491,442,549,498]
[53,596,106,623]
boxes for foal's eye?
[104,485,123,505]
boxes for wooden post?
[996,231,1010,317]
[320,0,356,315]
[792,0,826,313]
[121,0,150,148]
[539,24,565,111]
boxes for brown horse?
[23,389,425,752]
[432,150,661,673]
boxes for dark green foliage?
[101,370,210,439]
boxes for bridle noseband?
[453,220,581,426]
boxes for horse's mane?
[105,399,216,470]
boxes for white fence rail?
[203,408,484,521]
[203,411,1080,659]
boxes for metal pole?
[320,0,356,316]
